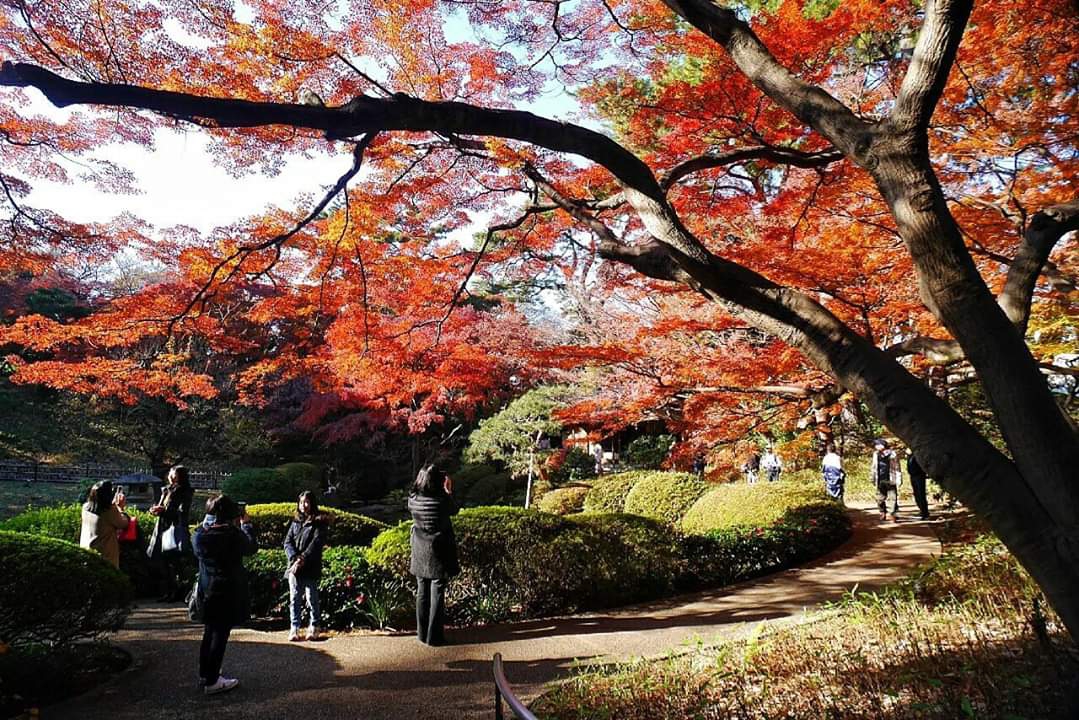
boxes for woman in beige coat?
[80,480,131,567]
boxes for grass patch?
[0,482,83,522]
[534,514,1079,720]
[681,481,828,534]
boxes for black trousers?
[199,623,232,684]
[415,577,447,646]
[910,473,930,518]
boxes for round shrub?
[222,463,322,505]
[623,471,707,525]
[535,486,589,515]
[365,506,683,623]
[245,545,411,630]
[0,504,161,596]
[681,481,830,535]
[0,530,133,648]
[245,504,387,550]
[582,472,643,513]
[623,434,674,469]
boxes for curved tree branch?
[890,0,974,134]
[1000,199,1079,333]
[661,145,842,191]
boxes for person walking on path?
[593,444,605,476]
[408,464,460,647]
[147,465,195,601]
[871,439,901,521]
[821,444,845,503]
[80,480,132,568]
[741,451,761,484]
[906,450,931,520]
[192,494,258,695]
[761,447,783,483]
[284,490,327,642]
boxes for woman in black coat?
[147,465,195,601]
[408,464,460,646]
[283,491,327,641]
[192,494,257,695]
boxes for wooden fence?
[0,461,230,490]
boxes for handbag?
[161,524,186,553]
[186,579,204,623]
[117,516,137,543]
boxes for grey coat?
[408,493,460,579]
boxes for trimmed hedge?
[222,463,322,504]
[245,504,387,550]
[582,472,644,514]
[535,486,590,515]
[0,530,133,648]
[245,546,411,630]
[680,502,852,589]
[623,471,707,525]
[365,507,683,623]
[681,481,831,535]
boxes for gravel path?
[46,504,940,720]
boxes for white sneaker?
[204,676,239,695]
[307,626,320,641]
[288,628,302,642]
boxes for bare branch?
[999,199,1079,333]
[891,0,974,134]
[661,145,842,191]
[656,0,874,162]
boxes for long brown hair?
[295,490,321,521]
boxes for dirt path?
[45,505,940,720]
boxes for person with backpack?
[871,439,901,521]
[741,451,761,484]
[821,444,845,503]
[192,494,258,695]
[284,490,327,642]
[408,464,460,646]
[906,449,931,520]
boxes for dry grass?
[534,514,1079,720]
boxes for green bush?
[0,504,162,596]
[365,506,683,623]
[679,502,852,588]
[245,545,412,630]
[546,446,597,484]
[681,481,831,535]
[623,471,706,525]
[222,463,322,504]
[245,503,387,550]
[0,530,133,648]
[463,470,513,506]
[535,486,590,515]
[582,472,644,513]
[623,434,674,469]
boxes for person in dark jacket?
[906,449,931,520]
[147,465,195,601]
[283,490,326,641]
[192,494,257,695]
[408,464,460,646]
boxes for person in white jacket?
[761,448,783,483]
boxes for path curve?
[47,505,939,720]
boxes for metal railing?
[493,653,538,720]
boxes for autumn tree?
[1,0,1078,640]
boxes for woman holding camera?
[147,464,195,601]
[192,494,257,695]
[79,480,132,568]
[408,464,460,646]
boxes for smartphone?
[237,501,247,515]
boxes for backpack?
[875,452,892,486]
